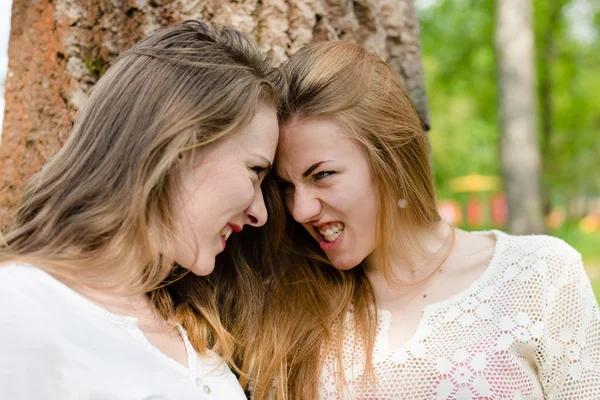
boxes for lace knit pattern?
[319,231,600,399]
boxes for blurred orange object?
[437,199,463,226]
[579,213,600,233]
[490,193,507,226]
[546,208,566,229]
[467,197,483,227]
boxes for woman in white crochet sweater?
[243,41,600,400]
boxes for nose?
[290,187,321,223]
[245,186,268,227]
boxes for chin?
[192,265,216,276]
[185,258,217,277]
[328,254,363,271]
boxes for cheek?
[343,175,379,230]
[233,180,257,212]
[359,169,379,214]
[175,195,209,236]
[205,166,253,211]
[361,188,379,232]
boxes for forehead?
[278,118,349,152]
[275,117,359,174]
[218,103,279,157]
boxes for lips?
[220,223,242,241]
[220,225,233,242]
[314,221,345,242]
[219,223,242,250]
[312,221,345,251]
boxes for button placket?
[195,376,212,397]
[203,384,212,395]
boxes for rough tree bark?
[0,0,430,227]
[495,0,545,234]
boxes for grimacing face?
[275,118,379,270]
[172,103,279,276]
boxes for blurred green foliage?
[417,0,600,200]
[417,0,499,198]
[415,0,599,301]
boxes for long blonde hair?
[245,41,441,399]
[0,21,281,366]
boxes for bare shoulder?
[431,229,497,296]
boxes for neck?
[73,282,156,318]
[48,269,176,333]
[365,222,454,295]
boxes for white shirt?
[0,264,247,400]
[319,231,600,399]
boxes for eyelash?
[314,170,335,180]
[252,166,267,176]
[251,166,269,184]
[276,170,336,194]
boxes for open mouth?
[219,223,242,250]
[220,225,233,242]
[315,222,345,243]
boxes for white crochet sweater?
[319,231,600,399]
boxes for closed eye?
[252,163,273,180]
[252,166,268,176]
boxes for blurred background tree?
[418,0,599,200]
[496,0,545,234]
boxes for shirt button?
[195,377,203,386]
[203,385,211,395]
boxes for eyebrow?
[302,161,331,178]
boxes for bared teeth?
[318,222,345,243]
[220,225,233,241]
[318,222,344,235]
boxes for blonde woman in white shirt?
[0,21,281,399]
[243,41,600,399]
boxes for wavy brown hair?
[243,41,442,399]
[0,21,281,368]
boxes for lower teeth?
[323,232,342,242]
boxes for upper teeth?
[220,225,233,241]
[318,222,344,236]
[318,222,345,242]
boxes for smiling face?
[172,103,279,276]
[275,117,379,270]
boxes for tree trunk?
[495,0,545,234]
[0,0,429,227]
[538,0,563,217]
